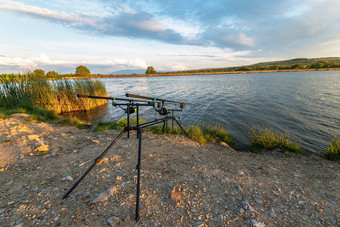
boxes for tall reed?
[0,74,107,114]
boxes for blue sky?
[0,0,339,74]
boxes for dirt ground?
[0,114,339,226]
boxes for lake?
[74,70,340,153]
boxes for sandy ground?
[0,114,339,226]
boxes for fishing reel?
[156,102,169,115]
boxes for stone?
[267,208,276,217]
[62,176,73,181]
[35,144,49,152]
[237,170,245,176]
[171,186,182,201]
[196,222,205,227]
[98,157,109,165]
[250,219,265,227]
[92,140,100,144]
[91,185,118,204]
[5,180,14,186]
[106,216,119,226]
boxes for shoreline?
[65,68,340,80]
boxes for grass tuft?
[250,127,303,153]
[324,136,340,160]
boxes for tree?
[145,66,156,74]
[33,69,45,77]
[76,65,91,76]
[46,71,59,77]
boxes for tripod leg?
[162,120,165,134]
[135,127,142,221]
[63,128,127,199]
[174,118,189,137]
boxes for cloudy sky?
[0,0,339,74]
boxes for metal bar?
[173,118,189,137]
[126,93,186,105]
[127,104,130,138]
[172,109,174,131]
[135,127,142,221]
[63,128,127,199]
[136,104,139,139]
[77,94,150,103]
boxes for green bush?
[325,137,340,160]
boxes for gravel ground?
[0,114,339,226]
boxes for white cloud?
[0,54,148,73]
[0,0,97,26]
[171,63,189,71]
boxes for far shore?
[64,67,340,80]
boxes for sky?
[0,0,339,74]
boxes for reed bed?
[0,74,107,114]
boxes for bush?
[325,137,340,160]
[250,127,303,153]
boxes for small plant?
[61,116,87,129]
[93,118,143,132]
[250,127,303,153]
[325,137,340,160]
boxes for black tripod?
[62,94,189,221]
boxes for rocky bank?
[0,114,339,226]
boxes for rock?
[110,155,122,162]
[298,200,304,205]
[250,219,265,227]
[171,186,182,201]
[91,185,118,204]
[220,141,230,147]
[237,170,245,176]
[51,148,58,156]
[98,157,109,165]
[28,135,40,141]
[196,222,205,227]
[92,140,100,144]
[267,208,276,217]
[255,198,263,204]
[106,216,119,226]
[242,201,254,211]
[62,176,73,181]
[35,144,49,152]
[274,148,282,152]
[219,213,228,224]
[5,180,14,186]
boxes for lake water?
[74,71,340,153]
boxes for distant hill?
[250,57,340,67]
[110,69,145,75]
[170,57,340,74]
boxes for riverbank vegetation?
[0,74,107,115]
[250,127,304,154]
[93,119,234,146]
[325,137,340,160]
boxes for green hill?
[170,57,340,74]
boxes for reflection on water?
[69,71,340,153]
